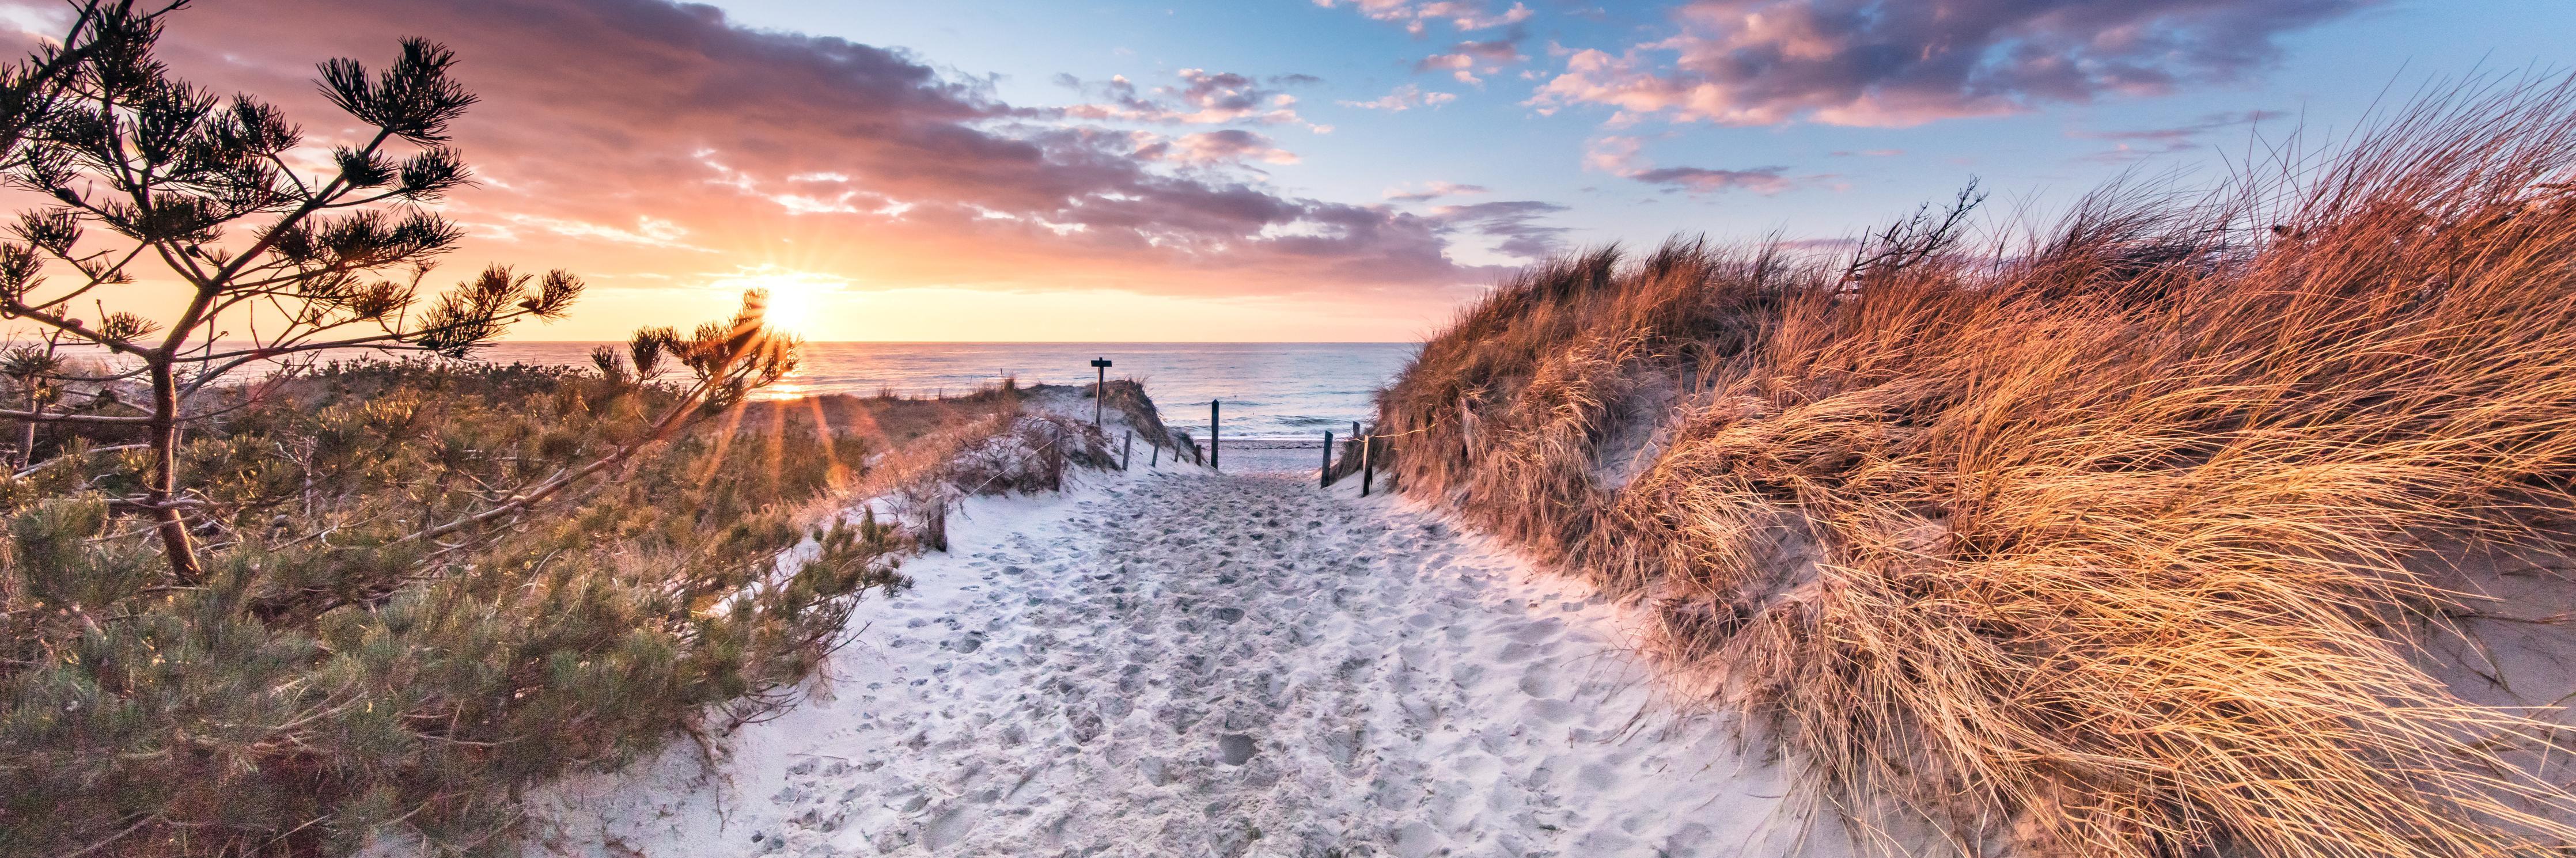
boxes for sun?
[711,267,847,338]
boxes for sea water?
[473,342,1417,441]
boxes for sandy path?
[529,464,1849,857]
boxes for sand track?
[528,466,1848,857]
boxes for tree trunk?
[145,358,200,582]
[17,382,37,469]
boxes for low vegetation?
[1374,81,2576,855]
[3,358,910,856]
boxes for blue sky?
[698,0,2576,270]
[47,0,2576,341]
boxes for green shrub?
[1,359,908,856]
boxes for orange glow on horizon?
[527,281,1455,343]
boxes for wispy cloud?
[1133,129,1302,166]
[2071,109,2290,161]
[1584,135,1808,195]
[1630,165,1795,194]
[1385,181,1491,202]
[1340,83,1459,111]
[1429,199,1572,258]
[1313,0,1532,35]
[1062,69,1325,129]
[1528,0,2372,127]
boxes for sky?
[2,0,2572,342]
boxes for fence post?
[915,498,948,552]
[1361,435,1376,497]
[1150,440,1161,468]
[1049,433,1065,492]
[1320,430,1335,488]
[1210,399,1221,472]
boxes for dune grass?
[1374,80,2576,855]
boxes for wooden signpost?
[1090,358,1113,426]
[1209,400,1221,472]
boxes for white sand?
[2407,539,2576,836]
[519,453,1855,857]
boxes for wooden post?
[1090,358,1113,427]
[1361,435,1377,496]
[923,498,949,552]
[1150,441,1160,468]
[1320,430,1335,487]
[1122,430,1134,470]
[1045,434,1065,492]
[1209,399,1221,472]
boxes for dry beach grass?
[1373,79,2576,856]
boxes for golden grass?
[1376,79,2576,856]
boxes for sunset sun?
[718,268,846,338]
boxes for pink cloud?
[1415,31,1526,84]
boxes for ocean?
[470,342,1418,441]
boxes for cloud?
[1415,29,1526,84]
[1429,199,1572,258]
[1778,236,1861,254]
[1831,149,1905,157]
[1385,181,1491,202]
[2072,108,2289,161]
[499,213,711,250]
[1630,166,1794,194]
[1584,135,1806,195]
[1313,0,1533,35]
[1528,0,2372,127]
[1134,130,1302,166]
[87,0,1491,307]
[1582,135,1649,174]
[1339,83,1460,112]
[1064,69,1321,128]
